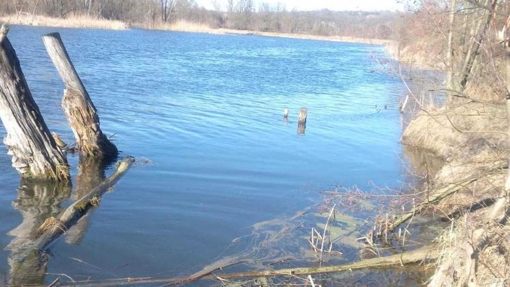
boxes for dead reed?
[0,13,128,30]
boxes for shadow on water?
[5,156,116,286]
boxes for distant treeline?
[0,0,398,38]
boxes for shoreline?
[0,14,128,30]
[0,14,392,46]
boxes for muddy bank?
[401,100,509,285]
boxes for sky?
[195,0,404,12]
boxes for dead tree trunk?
[42,33,118,160]
[0,26,69,181]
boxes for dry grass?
[402,102,507,162]
[402,94,510,286]
[429,211,510,286]
[144,19,217,34]
[138,19,392,45]
[218,28,393,45]
[1,13,390,46]
[0,13,128,30]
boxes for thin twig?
[319,204,336,265]
[307,275,316,287]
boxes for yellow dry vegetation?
[0,13,128,30]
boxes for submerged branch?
[388,178,477,232]
[34,157,134,251]
[61,245,439,286]
[217,245,439,280]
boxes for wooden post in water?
[42,33,118,159]
[0,26,69,180]
[298,107,307,125]
[298,107,307,134]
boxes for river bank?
[2,12,501,285]
[0,14,391,46]
[0,14,128,30]
[396,42,510,285]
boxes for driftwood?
[389,158,507,232]
[0,25,69,180]
[6,157,123,286]
[388,178,477,232]
[217,245,438,280]
[61,245,438,286]
[34,157,134,251]
[65,156,113,245]
[42,32,118,159]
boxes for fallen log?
[34,157,134,251]
[0,25,69,180]
[61,245,438,286]
[42,32,118,159]
[65,156,114,245]
[388,178,477,232]
[216,245,439,280]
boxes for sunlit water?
[0,26,407,284]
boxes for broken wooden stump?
[298,107,307,125]
[0,25,70,181]
[42,32,118,160]
[298,107,307,134]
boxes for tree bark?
[42,33,118,160]
[0,27,69,181]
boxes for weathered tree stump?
[0,26,69,180]
[298,107,307,125]
[298,107,307,134]
[42,33,118,159]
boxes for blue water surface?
[0,26,406,282]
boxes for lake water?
[0,26,407,285]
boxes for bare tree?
[160,0,176,22]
